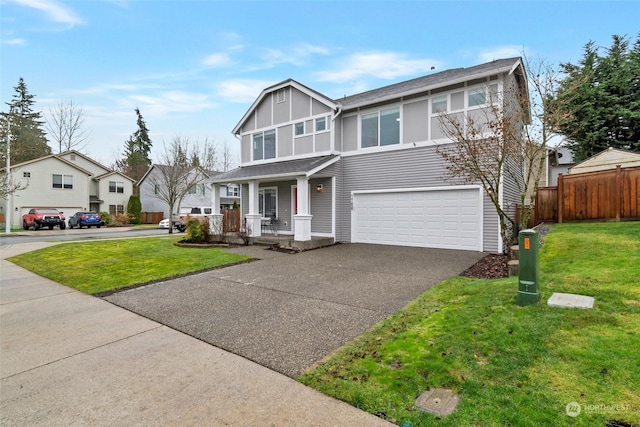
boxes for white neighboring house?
[547,145,576,186]
[1,150,135,228]
[138,164,241,219]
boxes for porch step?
[252,236,335,251]
[508,260,519,277]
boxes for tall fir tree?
[117,108,153,183]
[1,78,51,165]
[554,34,640,161]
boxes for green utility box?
[517,229,540,306]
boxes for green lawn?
[299,223,640,426]
[8,236,252,295]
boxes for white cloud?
[125,90,214,115]
[2,37,27,45]
[315,51,441,83]
[478,46,524,63]
[251,42,330,70]
[217,79,274,103]
[8,0,84,26]
[203,52,231,67]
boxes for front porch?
[251,234,335,251]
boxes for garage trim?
[350,185,483,251]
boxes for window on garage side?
[361,107,400,148]
[109,181,124,193]
[52,174,73,189]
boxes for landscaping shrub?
[127,195,142,225]
[184,217,210,243]
[99,211,112,225]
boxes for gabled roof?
[232,79,338,135]
[95,170,137,182]
[338,57,525,109]
[58,150,111,174]
[4,153,94,176]
[210,155,339,183]
[569,148,640,174]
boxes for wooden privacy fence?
[534,165,640,223]
[140,211,163,224]
[222,209,241,232]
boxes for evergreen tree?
[554,34,640,161]
[117,108,153,183]
[0,78,51,165]
[127,195,142,225]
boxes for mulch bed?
[460,223,551,279]
[460,253,510,279]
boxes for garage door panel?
[352,189,481,251]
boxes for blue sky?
[1,0,638,168]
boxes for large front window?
[253,130,276,161]
[259,188,277,217]
[361,107,400,148]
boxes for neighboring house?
[138,164,240,219]
[568,147,640,174]
[1,150,135,227]
[547,145,576,186]
[210,57,530,253]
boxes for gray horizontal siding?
[310,177,332,234]
[336,146,499,252]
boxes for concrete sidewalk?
[0,242,390,426]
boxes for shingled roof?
[337,57,522,109]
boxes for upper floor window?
[109,181,124,193]
[253,129,276,161]
[432,95,447,114]
[276,89,285,103]
[154,184,160,194]
[53,174,73,189]
[468,87,487,107]
[361,107,400,148]
[315,117,326,132]
[188,183,205,195]
[295,122,305,136]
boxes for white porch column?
[245,180,262,237]
[209,183,223,235]
[294,176,312,241]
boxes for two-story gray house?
[210,57,529,253]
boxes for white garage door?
[351,188,482,251]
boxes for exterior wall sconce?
[316,184,324,192]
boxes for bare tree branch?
[148,136,218,233]
[45,99,90,153]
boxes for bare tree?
[436,55,577,248]
[217,140,235,172]
[149,136,218,233]
[45,99,90,153]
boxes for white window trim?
[252,129,277,161]
[276,88,286,103]
[358,104,402,151]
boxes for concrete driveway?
[105,243,484,377]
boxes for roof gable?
[232,79,337,135]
